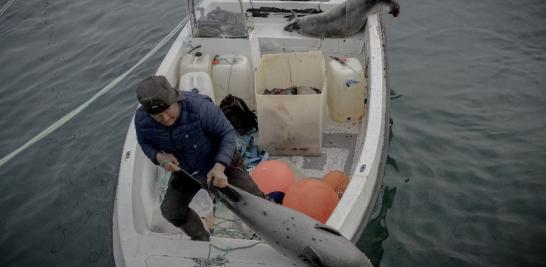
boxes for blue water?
[1,0,545,266]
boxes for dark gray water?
[1,0,545,266]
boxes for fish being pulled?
[176,169,373,267]
[284,0,400,38]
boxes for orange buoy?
[282,178,339,223]
[323,170,349,198]
[250,160,295,194]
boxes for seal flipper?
[284,21,300,32]
[299,247,326,267]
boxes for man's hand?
[207,163,228,188]
[156,152,181,172]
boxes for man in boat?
[134,75,263,241]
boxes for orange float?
[250,160,295,194]
[323,170,349,198]
[282,178,339,223]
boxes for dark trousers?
[160,153,263,241]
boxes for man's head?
[137,75,180,126]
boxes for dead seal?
[284,0,400,38]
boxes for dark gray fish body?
[220,185,373,267]
[284,0,400,38]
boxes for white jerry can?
[179,53,212,77]
[326,58,367,122]
[211,55,254,110]
[179,72,216,102]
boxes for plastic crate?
[255,51,326,156]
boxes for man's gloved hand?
[207,163,228,188]
[156,152,181,172]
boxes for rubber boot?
[180,209,210,241]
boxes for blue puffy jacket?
[134,91,235,178]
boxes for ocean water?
[0,0,545,266]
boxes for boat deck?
[212,115,363,240]
[148,110,365,242]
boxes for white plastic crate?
[255,51,326,156]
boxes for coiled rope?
[0,18,186,168]
[193,241,265,267]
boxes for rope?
[226,60,234,95]
[0,18,186,168]
[0,0,16,17]
[192,241,265,267]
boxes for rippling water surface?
[1,0,545,266]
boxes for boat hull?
[113,1,391,264]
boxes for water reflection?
[358,186,397,266]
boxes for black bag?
[220,94,258,135]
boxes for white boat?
[113,0,392,266]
